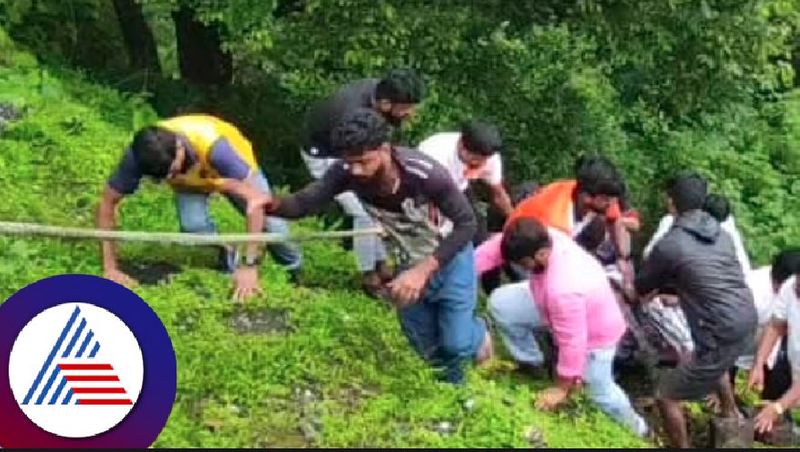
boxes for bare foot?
[476,331,494,366]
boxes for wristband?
[773,401,785,416]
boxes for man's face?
[342,144,391,183]
[457,140,490,177]
[377,101,416,126]
[165,141,188,180]
[516,248,551,274]
[582,193,615,214]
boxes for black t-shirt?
[304,79,379,158]
[275,147,477,268]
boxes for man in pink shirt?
[477,217,648,437]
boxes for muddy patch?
[0,103,23,132]
[229,307,291,335]
[118,260,182,286]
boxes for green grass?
[0,29,655,448]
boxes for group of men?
[96,68,800,448]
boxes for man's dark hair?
[461,120,503,157]
[375,68,426,104]
[330,108,392,157]
[131,126,177,179]
[511,181,541,206]
[574,155,625,197]
[703,193,731,222]
[666,170,708,214]
[501,218,552,262]
[771,248,800,286]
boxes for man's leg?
[175,191,235,271]
[226,171,302,275]
[301,149,387,284]
[584,347,649,437]
[398,297,441,373]
[656,397,690,448]
[656,342,729,448]
[334,190,388,277]
[430,244,488,384]
[488,280,546,367]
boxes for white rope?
[0,221,384,246]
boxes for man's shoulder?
[418,132,460,151]
[394,146,448,178]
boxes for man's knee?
[488,284,523,326]
[180,216,214,234]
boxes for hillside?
[0,29,655,448]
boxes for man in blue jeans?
[252,108,492,384]
[96,114,302,302]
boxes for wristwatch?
[241,254,262,268]
[773,401,785,416]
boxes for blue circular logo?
[0,274,176,447]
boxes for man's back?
[637,210,756,344]
[304,79,378,157]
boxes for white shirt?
[772,276,800,379]
[417,132,503,192]
[643,213,752,275]
[736,266,781,369]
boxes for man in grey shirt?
[301,69,426,298]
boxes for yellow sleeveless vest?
[156,115,258,192]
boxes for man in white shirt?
[644,193,751,275]
[417,120,514,241]
[750,270,800,435]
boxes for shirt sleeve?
[772,278,795,321]
[475,232,505,275]
[643,215,674,259]
[548,291,590,378]
[424,166,477,266]
[107,147,143,195]
[272,162,349,218]
[635,238,677,296]
[483,154,503,186]
[208,138,253,181]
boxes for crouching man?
[251,108,492,384]
[476,217,649,438]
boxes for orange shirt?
[504,179,621,236]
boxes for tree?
[171,3,232,86]
[112,0,162,75]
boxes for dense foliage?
[0,28,654,447]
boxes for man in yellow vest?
[96,114,302,301]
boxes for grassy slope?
[0,32,648,448]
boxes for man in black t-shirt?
[301,69,426,298]
[258,108,492,385]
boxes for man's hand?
[246,193,275,216]
[104,268,138,288]
[754,402,781,434]
[535,386,570,411]
[232,266,262,303]
[618,258,635,288]
[748,365,765,393]
[387,258,438,308]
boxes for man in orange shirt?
[502,155,632,282]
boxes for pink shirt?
[476,228,627,378]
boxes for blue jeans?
[489,283,647,437]
[398,244,486,384]
[174,170,302,271]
